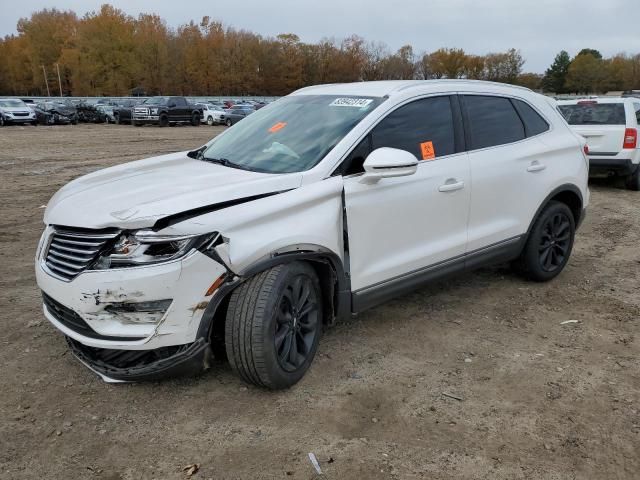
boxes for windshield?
[0,99,26,108]
[143,97,168,105]
[202,95,383,173]
[558,103,626,125]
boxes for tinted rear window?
[558,103,626,125]
[513,99,549,136]
[464,95,525,150]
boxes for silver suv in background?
[0,98,37,126]
[558,98,640,190]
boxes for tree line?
[0,5,638,97]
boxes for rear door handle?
[438,179,465,192]
[527,161,546,173]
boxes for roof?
[292,79,533,98]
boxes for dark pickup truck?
[132,96,201,127]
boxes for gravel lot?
[0,124,638,479]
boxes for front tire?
[515,201,575,282]
[225,118,233,127]
[158,114,169,127]
[206,116,214,126]
[225,262,322,389]
[625,165,640,191]
[191,112,200,126]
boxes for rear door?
[558,101,627,155]
[462,94,552,252]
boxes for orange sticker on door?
[420,141,435,160]
[268,122,287,133]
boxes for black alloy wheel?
[274,275,320,372]
[538,211,571,272]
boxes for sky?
[0,0,636,73]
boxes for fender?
[196,245,351,342]
[525,183,585,237]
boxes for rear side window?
[634,103,640,123]
[463,95,525,150]
[512,99,549,136]
[558,103,626,125]
[370,96,455,160]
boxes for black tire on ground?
[115,114,121,125]
[0,116,5,127]
[158,114,169,127]
[514,200,575,282]
[225,118,232,127]
[191,112,200,126]
[625,166,640,191]
[206,116,214,126]
[225,262,323,389]
[133,121,143,127]
[32,121,38,126]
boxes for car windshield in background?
[144,97,169,105]
[558,103,626,125]
[202,95,383,174]
[0,99,26,108]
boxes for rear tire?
[625,166,640,191]
[225,262,322,389]
[514,201,575,282]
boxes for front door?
[342,96,470,298]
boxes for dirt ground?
[0,124,638,479]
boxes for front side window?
[201,95,383,174]
[464,95,525,150]
[371,96,456,160]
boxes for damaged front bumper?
[36,242,229,381]
[66,336,212,382]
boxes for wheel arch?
[196,247,350,352]
[526,184,584,237]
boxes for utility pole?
[55,63,63,96]
[41,65,51,97]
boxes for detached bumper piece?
[66,336,212,382]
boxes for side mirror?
[360,147,419,184]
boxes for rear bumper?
[588,157,637,176]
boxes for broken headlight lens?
[92,230,217,269]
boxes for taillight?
[623,128,637,149]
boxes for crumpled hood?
[44,151,303,229]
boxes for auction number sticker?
[420,141,435,160]
[329,98,373,108]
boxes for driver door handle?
[527,161,546,173]
[438,179,465,192]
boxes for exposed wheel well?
[205,256,344,358]
[549,189,582,224]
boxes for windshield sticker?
[329,98,373,108]
[268,122,287,133]
[420,141,435,160]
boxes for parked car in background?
[96,105,116,123]
[34,101,78,125]
[132,96,201,127]
[558,98,640,190]
[223,106,254,126]
[113,100,137,124]
[36,80,588,388]
[198,103,227,125]
[0,98,37,126]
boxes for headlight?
[92,230,218,269]
[150,108,158,114]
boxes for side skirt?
[351,236,525,313]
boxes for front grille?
[13,112,29,117]
[44,228,119,281]
[43,293,144,341]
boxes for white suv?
[36,80,589,388]
[558,98,640,190]
[199,103,226,126]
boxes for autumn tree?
[565,52,605,94]
[428,48,468,79]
